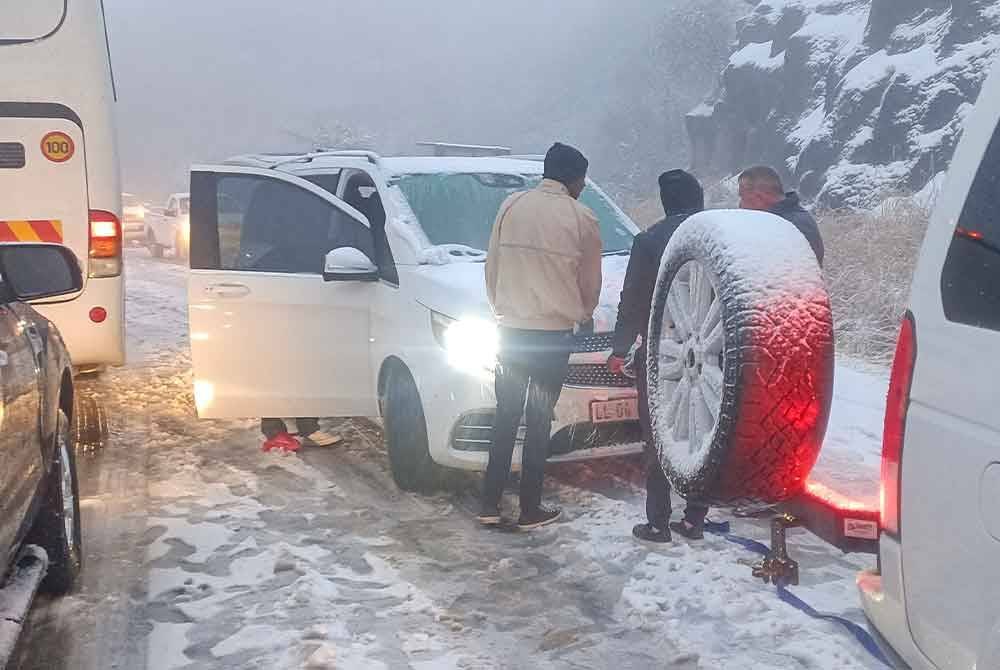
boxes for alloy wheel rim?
[657,260,725,461]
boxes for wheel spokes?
[688,384,706,455]
[700,295,721,340]
[657,337,684,381]
[704,318,724,354]
[667,282,693,340]
[699,366,723,422]
[668,377,691,441]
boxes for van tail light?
[89,209,122,278]
[880,311,916,537]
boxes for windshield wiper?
[602,249,630,257]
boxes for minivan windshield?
[0,0,65,44]
[395,173,635,254]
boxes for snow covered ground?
[13,250,889,669]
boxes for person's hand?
[607,354,627,376]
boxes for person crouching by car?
[478,142,603,530]
[608,169,710,543]
[261,418,341,452]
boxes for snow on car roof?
[382,156,543,176]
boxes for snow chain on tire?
[647,210,834,506]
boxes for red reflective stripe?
[29,219,62,243]
[0,223,17,242]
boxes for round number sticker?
[40,131,75,163]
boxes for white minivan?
[187,152,645,490]
[858,61,1000,668]
[0,0,125,370]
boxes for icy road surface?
[13,250,887,670]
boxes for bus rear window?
[0,0,66,44]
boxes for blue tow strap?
[702,520,892,667]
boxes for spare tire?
[646,209,834,506]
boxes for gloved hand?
[607,354,627,376]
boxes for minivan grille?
[0,143,25,169]
[572,332,614,353]
[565,363,635,388]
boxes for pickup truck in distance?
[144,192,189,260]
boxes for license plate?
[590,398,639,424]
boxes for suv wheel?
[647,215,834,506]
[27,409,83,593]
[383,366,443,493]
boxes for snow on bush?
[821,197,928,362]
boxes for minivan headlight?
[431,311,498,376]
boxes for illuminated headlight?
[431,311,498,377]
[181,216,191,243]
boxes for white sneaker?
[301,430,342,447]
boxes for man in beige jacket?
[479,142,603,529]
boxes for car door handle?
[204,283,250,299]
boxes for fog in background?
[105,0,741,204]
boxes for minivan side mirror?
[0,244,83,302]
[323,246,379,282]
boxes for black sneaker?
[477,507,502,526]
[632,523,671,543]
[669,519,705,540]
[517,505,561,530]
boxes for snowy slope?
[688,0,1000,208]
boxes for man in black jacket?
[608,169,709,543]
[737,165,824,265]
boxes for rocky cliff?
[687,0,1000,208]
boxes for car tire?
[646,211,834,506]
[383,366,444,493]
[27,409,83,594]
[73,393,108,450]
[148,239,163,258]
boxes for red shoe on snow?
[262,432,301,453]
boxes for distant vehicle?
[121,192,148,242]
[0,0,125,371]
[856,60,1000,670]
[0,243,84,662]
[186,150,644,491]
[144,192,190,259]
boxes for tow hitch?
[752,515,804,586]
[751,481,881,586]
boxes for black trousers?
[482,328,572,515]
[635,347,709,530]
[261,418,319,439]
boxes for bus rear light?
[89,209,122,278]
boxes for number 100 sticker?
[40,131,75,163]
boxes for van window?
[0,0,66,44]
[941,124,1000,331]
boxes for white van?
[857,60,1000,669]
[0,0,125,370]
[187,152,644,491]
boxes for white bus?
[0,0,125,370]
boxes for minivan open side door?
[187,165,380,420]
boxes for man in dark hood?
[608,169,710,543]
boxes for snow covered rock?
[688,0,1000,208]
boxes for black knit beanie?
[543,142,589,186]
